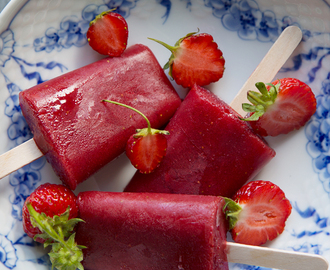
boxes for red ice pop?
[19,44,181,190]
[125,84,275,197]
[75,191,229,270]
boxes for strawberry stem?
[148,38,177,52]
[148,29,200,77]
[102,99,152,134]
[90,8,117,26]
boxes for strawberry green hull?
[19,44,181,190]
[125,84,275,197]
[76,191,229,270]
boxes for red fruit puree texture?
[19,44,181,190]
[76,191,229,270]
[125,84,276,197]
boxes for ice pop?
[124,84,275,197]
[18,44,181,190]
[75,191,229,270]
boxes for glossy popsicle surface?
[125,84,275,197]
[19,44,181,190]
[76,191,229,270]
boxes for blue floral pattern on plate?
[0,0,329,269]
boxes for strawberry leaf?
[163,61,170,71]
[49,233,85,270]
[223,197,242,230]
[241,103,256,112]
[175,29,199,46]
[241,81,280,121]
[246,91,264,105]
[134,127,169,138]
[27,203,85,270]
[255,81,270,96]
[267,82,279,99]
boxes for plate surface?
[0,0,330,269]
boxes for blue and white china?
[0,0,329,269]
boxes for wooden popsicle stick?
[230,25,303,115]
[227,242,329,270]
[0,138,43,178]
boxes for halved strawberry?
[224,180,292,246]
[102,100,169,173]
[149,30,225,88]
[126,131,168,174]
[87,10,128,57]
[242,78,316,136]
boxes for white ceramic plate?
[0,0,330,269]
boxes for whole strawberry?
[149,30,225,88]
[224,180,292,246]
[102,99,169,174]
[22,183,79,243]
[87,10,128,57]
[22,183,84,270]
[242,78,316,136]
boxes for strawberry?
[102,100,169,173]
[126,131,168,174]
[242,78,316,136]
[87,10,128,57]
[224,180,292,246]
[149,30,225,88]
[23,183,79,243]
[22,183,85,270]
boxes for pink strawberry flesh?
[149,32,225,88]
[87,11,128,57]
[172,33,225,88]
[227,180,292,246]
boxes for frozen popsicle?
[74,190,329,270]
[75,191,229,270]
[24,184,328,270]
[18,44,181,190]
[124,84,275,197]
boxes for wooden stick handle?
[227,242,329,270]
[230,25,303,115]
[0,138,42,178]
